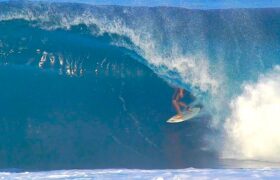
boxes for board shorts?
[172,88,185,101]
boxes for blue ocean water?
[1,1,280,176]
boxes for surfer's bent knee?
[172,99,178,105]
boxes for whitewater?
[1,0,280,178]
[1,168,280,179]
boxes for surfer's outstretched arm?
[179,102,191,112]
[179,102,188,108]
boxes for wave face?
[0,2,280,169]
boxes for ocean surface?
[1,1,280,178]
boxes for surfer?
[172,88,191,119]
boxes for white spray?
[224,66,280,162]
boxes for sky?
[2,0,280,9]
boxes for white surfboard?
[167,107,201,123]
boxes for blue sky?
[2,0,280,9]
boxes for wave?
[1,1,280,167]
[224,66,280,162]
[0,17,214,169]
[0,1,219,92]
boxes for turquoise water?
[0,2,280,170]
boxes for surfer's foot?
[186,107,192,112]
[174,114,183,119]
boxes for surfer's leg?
[172,100,183,118]
[172,88,184,118]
